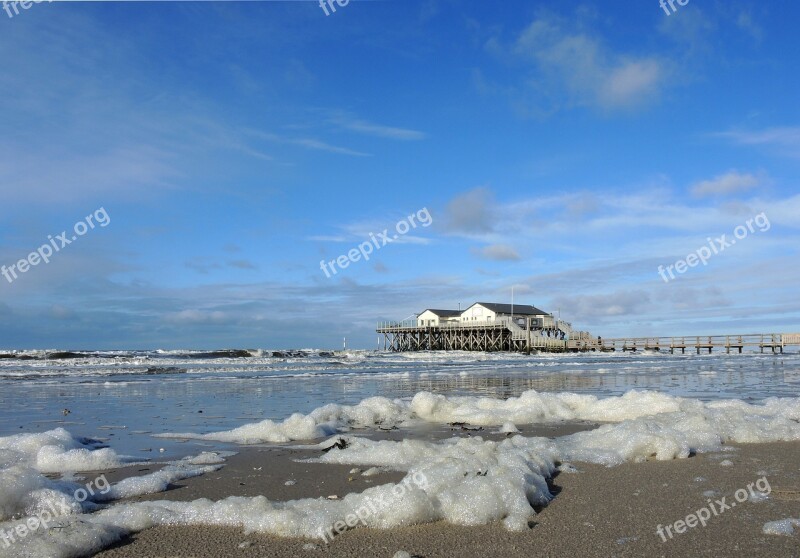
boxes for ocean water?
[1,349,798,459]
[1,349,799,557]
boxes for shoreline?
[91,430,800,557]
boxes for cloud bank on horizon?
[0,1,798,349]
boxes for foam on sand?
[763,518,800,536]
[0,427,231,544]
[159,389,800,449]
[3,435,555,557]
[0,428,133,473]
[3,390,800,557]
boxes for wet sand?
[94,426,800,558]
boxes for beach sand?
[94,425,800,558]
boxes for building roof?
[470,302,549,316]
[419,309,462,317]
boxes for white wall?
[417,310,439,326]
[459,304,496,322]
[417,310,459,326]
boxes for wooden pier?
[376,322,800,354]
[573,333,799,354]
[377,318,568,353]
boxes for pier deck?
[377,322,800,354]
[573,333,798,354]
[377,319,567,352]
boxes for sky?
[1,0,799,349]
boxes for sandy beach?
[93,428,800,558]
[5,1,800,556]
[4,354,800,558]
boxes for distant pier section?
[376,302,800,354]
[580,333,798,354]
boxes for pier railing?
[377,320,800,354]
[567,333,798,354]
[377,319,504,330]
[377,317,574,351]
[377,316,566,332]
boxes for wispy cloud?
[185,258,258,274]
[292,137,370,157]
[736,11,763,41]
[309,211,435,248]
[438,186,800,271]
[691,170,763,197]
[244,129,370,157]
[164,309,233,325]
[716,127,800,159]
[657,5,717,57]
[307,235,348,242]
[0,145,182,205]
[471,244,520,261]
[228,259,257,270]
[330,115,426,141]
[489,13,666,112]
[442,187,496,235]
[551,289,652,321]
[185,260,223,274]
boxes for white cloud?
[471,244,520,261]
[245,129,370,157]
[50,305,75,320]
[657,5,717,56]
[442,187,496,234]
[228,260,257,270]
[307,235,348,242]
[331,115,426,141]
[691,171,762,197]
[736,11,763,41]
[551,289,652,321]
[184,258,258,274]
[507,14,665,110]
[0,145,181,205]
[290,137,370,157]
[437,186,800,283]
[164,309,231,325]
[716,127,800,159]
[309,210,435,250]
[598,59,662,108]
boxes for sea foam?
[3,389,799,557]
[159,389,800,448]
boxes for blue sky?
[1,0,799,349]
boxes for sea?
[1,348,799,557]
[1,348,797,460]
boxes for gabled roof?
[469,302,549,316]
[419,309,461,317]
